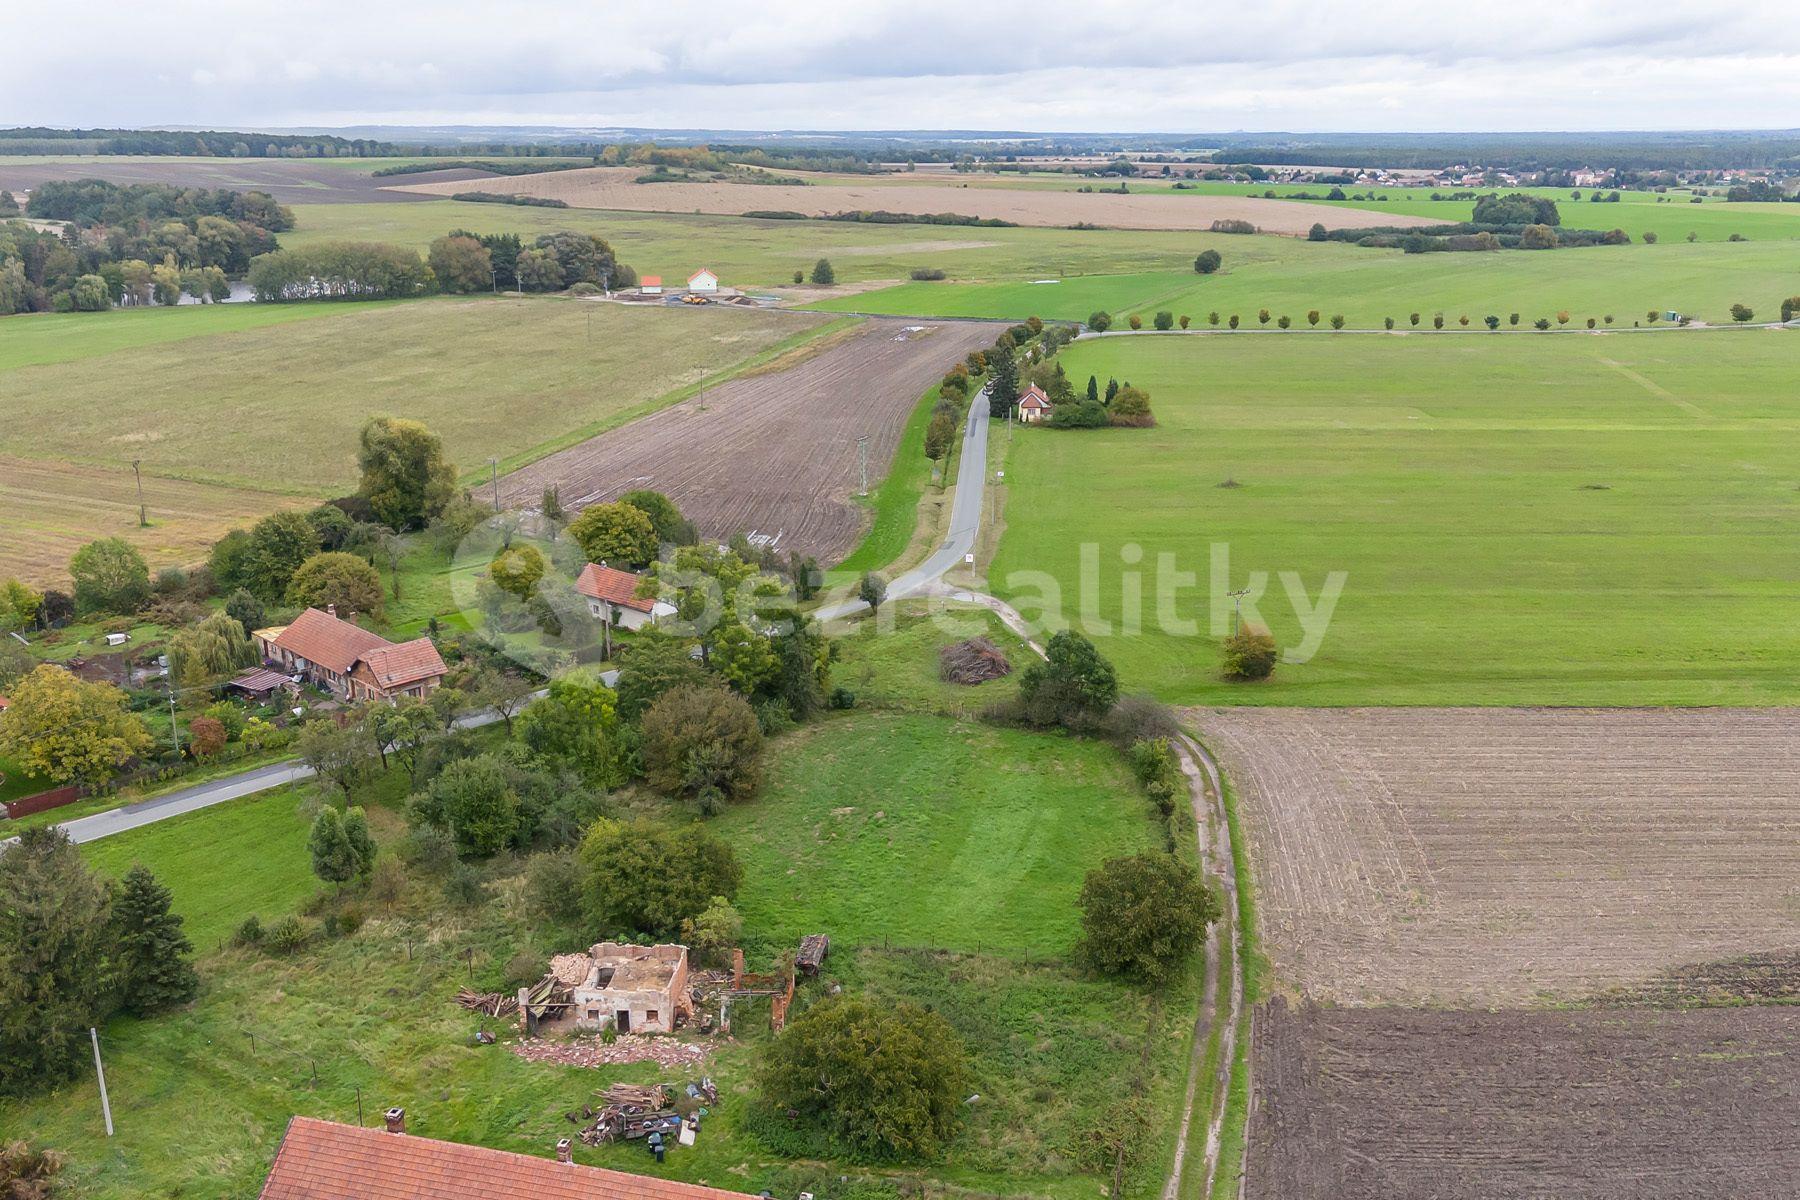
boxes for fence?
[4,784,81,819]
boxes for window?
[645,1010,659,1025]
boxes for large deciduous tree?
[285,551,386,620]
[356,416,457,531]
[1075,852,1219,985]
[568,502,659,569]
[639,685,763,812]
[0,666,153,786]
[1017,630,1119,729]
[426,234,493,294]
[243,511,321,601]
[578,817,741,938]
[69,537,150,615]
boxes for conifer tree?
[113,865,199,1015]
[308,807,357,886]
[342,806,378,877]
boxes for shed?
[640,275,664,295]
[687,269,719,294]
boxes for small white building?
[639,275,664,295]
[574,563,676,631]
[687,269,719,294]
[1017,383,1053,424]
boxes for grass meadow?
[989,328,1800,706]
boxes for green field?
[4,296,820,494]
[717,711,1157,956]
[0,302,364,372]
[811,238,1800,327]
[990,329,1800,706]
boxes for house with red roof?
[574,564,676,632]
[1017,383,1053,423]
[254,606,445,704]
[258,1114,763,1200]
[639,275,663,295]
[687,268,719,294]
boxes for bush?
[758,996,968,1161]
[1730,303,1755,323]
[909,267,946,281]
[1100,694,1180,746]
[1221,626,1278,681]
[442,863,486,908]
[1075,853,1218,985]
[1307,222,1327,241]
[1192,249,1222,274]
[1127,314,1143,331]
[1086,310,1111,332]
[641,685,764,810]
[1152,310,1173,331]
[579,818,741,939]
[828,686,857,710]
[1208,219,1256,235]
[810,258,835,285]
[233,915,265,946]
[265,915,309,955]
[1017,630,1119,729]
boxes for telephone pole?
[91,1027,114,1136]
[131,459,148,527]
[856,436,870,496]
[489,457,501,512]
[1227,588,1250,635]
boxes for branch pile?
[455,988,519,1018]
[939,637,1012,685]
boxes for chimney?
[383,1107,405,1134]
[327,603,338,618]
[555,1138,573,1163]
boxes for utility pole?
[856,436,870,496]
[489,457,500,512]
[131,459,148,527]
[91,1028,114,1136]
[166,664,183,755]
[1227,588,1250,636]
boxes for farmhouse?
[687,268,719,294]
[258,1114,761,1200]
[538,942,692,1034]
[639,275,664,295]
[575,563,676,630]
[254,606,446,703]
[1017,383,1053,423]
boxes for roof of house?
[230,667,295,694]
[574,563,657,614]
[1018,384,1052,409]
[640,275,663,286]
[688,269,717,283]
[269,608,393,676]
[258,1116,760,1200]
[356,639,448,690]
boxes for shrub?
[828,686,857,709]
[1017,630,1119,729]
[233,915,265,946]
[810,258,835,285]
[1221,626,1278,681]
[579,818,741,939]
[1207,219,1256,235]
[188,716,227,758]
[1534,317,1551,330]
[1307,222,1327,241]
[442,863,486,908]
[1152,310,1173,331]
[1278,315,1292,329]
[1432,314,1445,330]
[1409,312,1420,326]
[1192,249,1222,274]
[1227,314,1239,329]
[1730,303,1755,323]
[1127,314,1142,331]
[1329,314,1345,330]
[1178,314,1190,329]
[757,996,968,1161]
[1075,853,1219,985]
[1087,310,1112,332]
[679,895,744,965]
[1643,231,1658,244]
[1207,311,1220,327]
[1485,315,1500,330]
[265,915,309,955]
[909,268,946,281]
[1384,316,1395,330]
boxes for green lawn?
[715,711,1158,957]
[0,755,54,805]
[80,787,319,949]
[0,302,367,372]
[990,329,1800,706]
[830,601,1025,718]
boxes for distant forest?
[1202,130,1800,172]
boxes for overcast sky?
[6,1,1799,134]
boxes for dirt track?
[391,167,1432,234]
[1193,706,1800,1005]
[1247,997,1800,1200]
[498,317,997,562]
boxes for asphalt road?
[815,385,992,622]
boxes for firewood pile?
[455,988,519,1018]
[939,637,1012,684]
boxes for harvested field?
[0,454,304,586]
[1246,997,1800,1200]
[499,317,998,561]
[1194,707,1800,1005]
[391,167,1428,235]
[0,155,490,204]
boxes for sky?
[5,1,1800,134]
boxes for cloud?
[3,0,1798,131]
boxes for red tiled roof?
[640,276,663,286]
[575,563,657,614]
[259,1117,761,1200]
[1018,384,1052,409]
[356,639,446,690]
[271,608,392,676]
[688,269,716,283]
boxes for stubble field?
[498,316,998,561]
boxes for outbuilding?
[687,269,719,294]
[640,275,664,295]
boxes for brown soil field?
[1246,997,1800,1200]
[0,157,487,204]
[1193,706,1800,1005]
[390,167,1428,234]
[0,455,304,587]
[498,317,997,561]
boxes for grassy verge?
[830,381,949,576]
[1207,762,1263,1200]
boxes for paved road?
[815,386,993,622]
[8,701,529,849]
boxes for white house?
[1017,383,1053,424]
[574,563,676,631]
[639,275,663,295]
[687,268,719,294]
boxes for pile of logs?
[455,988,519,1018]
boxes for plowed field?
[1246,997,1800,1200]
[1194,706,1800,1005]
[498,317,998,561]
